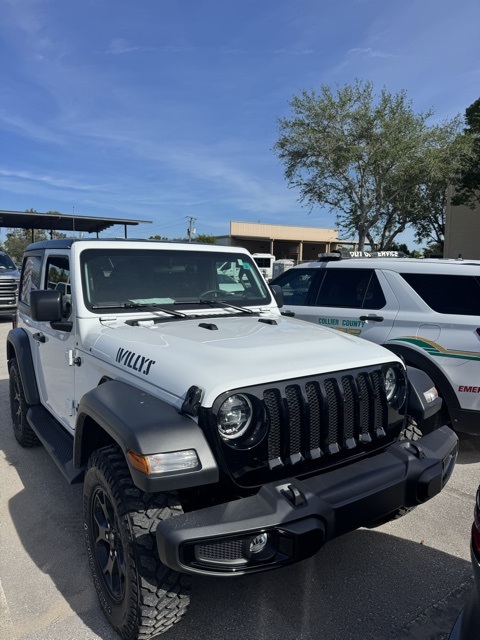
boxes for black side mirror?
[30,290,62,322]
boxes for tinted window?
[19,256,42,306]
[271,268,320,305]
[400,273,480,315]
[315,269,386,309]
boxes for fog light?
[249,533,268,554]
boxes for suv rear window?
[400,273,480,315]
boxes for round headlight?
[217,394,252,440]
[384,367,398,401]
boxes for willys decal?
[116,348,156,375]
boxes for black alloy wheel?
[90,485,127,602]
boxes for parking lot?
[0,316,479,640]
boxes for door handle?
[281,310,295,317]
[33,332,46,343]
[359,315,384,322]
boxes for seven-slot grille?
[0,278,18,298]
[211,364,405,487]
[263,369,388,469]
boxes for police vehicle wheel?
[83,445,191,639]
[9,358,40,447]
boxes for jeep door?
[32,253,76,431]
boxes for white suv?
[271,251,480,435]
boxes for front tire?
[9,358,40,447]
[83,445,190,640]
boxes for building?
[444,188,480,259]
[215,221,362,262]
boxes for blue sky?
[0,0,479,248]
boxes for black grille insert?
[264,370,389,466]
[209,363,405,487]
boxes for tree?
[452,97,480,208]
[378,123,473,252]
[194,234,217,244]
[274,79,471,250]
[149,233,217,244]
[4,228,46,262]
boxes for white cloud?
[348,47,396,59]
[0,111,64,145]
[0,168,105,191]
[105,39,156,55]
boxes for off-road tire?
[9,358,40,447]
[401,421,423,441]
[83,445,190,640]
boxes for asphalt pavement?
[0,317,479,640]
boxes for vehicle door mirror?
[270,284,284,308]
[30,290,62,322]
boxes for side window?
[273,269,320,306]
[45,255,72,318]
[19,256,42,306]
[400,273,480,315]
[315,270,386,309]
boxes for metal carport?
[0,210,151,241]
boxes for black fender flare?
[75,379,219,492]
[6,328,40,406]
[385,343,459,414]
[405,365,443,421]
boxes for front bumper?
[156,426,458,577]
[450,407,480,436]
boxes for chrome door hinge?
[67,350,82,366]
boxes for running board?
[27,405,85,484]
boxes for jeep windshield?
[81,248,271,313]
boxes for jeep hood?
[88,314,402,407]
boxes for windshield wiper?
[91,302,187,317]
[122,302,188,317]
[176,299,255,315]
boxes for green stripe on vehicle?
[390,337,480,361]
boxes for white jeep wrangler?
[7,239,458,640]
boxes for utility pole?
[186,216,197,242]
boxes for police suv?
[271,250,480,435]
[7,239,458,640]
